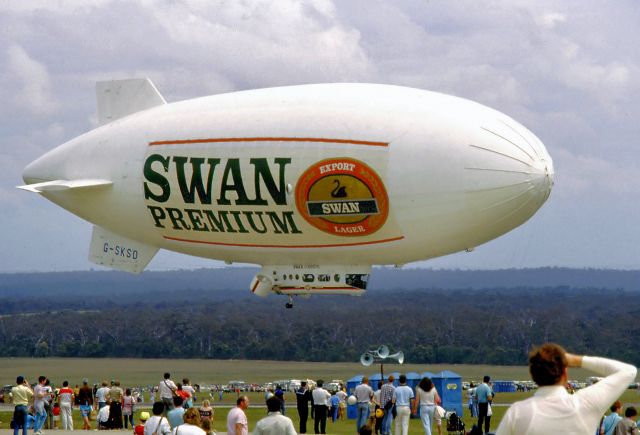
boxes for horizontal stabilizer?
[89,226,158,274]
[17,179,112,193]
[96,78,166,125]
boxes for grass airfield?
[0,357,593,386]
[1,358,639,434]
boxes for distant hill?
[1,267,639,299]
[1,267,639,364]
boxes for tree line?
[1,285,639,366]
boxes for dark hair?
[301,381,307,387]
[63,380,69,387]
[469,382,475,388]
[16,376,24,385]
[378,381,383,389]
[164,373,170,379]
[483,375,491,383]
[626,407,638,418]
[611,400,622,413]
[152,401,164,416]
[317,380,324,387]
[399,375,407,384]
[419,377,433,392]
[177,383,183,390]
[359,424,373,435]
[529,343,568,386]
[266,396,281,412]
[125,388,131,396]
[183,378,189,384]
[173,396,183,407]
[38,376,46,383]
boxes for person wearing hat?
[135,412,150,435]
[78,378,94,430]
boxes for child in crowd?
[330,391,340,423]
[52,403,60,429]
[97,402,110,430]
[134,411,149,435]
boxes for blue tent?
[369,373,384,390]
[406,372,421,390]
[432,370,462,416]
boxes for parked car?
[0,385,13,403]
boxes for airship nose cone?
[22,151,64,184]
[463,117,554,240]
[23,154,52,185]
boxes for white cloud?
[537,12,567,29]
[553,148,639,197]
[5,44,58,115]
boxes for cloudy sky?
[1,0,639,272]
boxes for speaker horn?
[388,351,404,364]
[360,352,374,366]
[377,345,390,359]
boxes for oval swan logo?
[295,158,389,236]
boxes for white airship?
[20,79,553,308]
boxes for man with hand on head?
[10,376,34,435]
[496,343,637,435]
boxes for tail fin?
[96,78,166,125]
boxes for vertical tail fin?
[96,78,166,125]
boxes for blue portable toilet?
[369,373,384,391]
[432,370,462,416]
[420,371,436,380]
[492,380,516,393]
[346,375,364,419]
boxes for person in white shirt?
[172,408,205,435]
[412,376,441,435]
[496,343,637,435]
[392,375,414,435]
[159,373,178,411]
[311,380,331,435]
[145,402,171,435]
[253,396,297,435]
[33,376,48,435]
[227,395,250,435]
[96,381,111,409]
[97,403,111,430]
